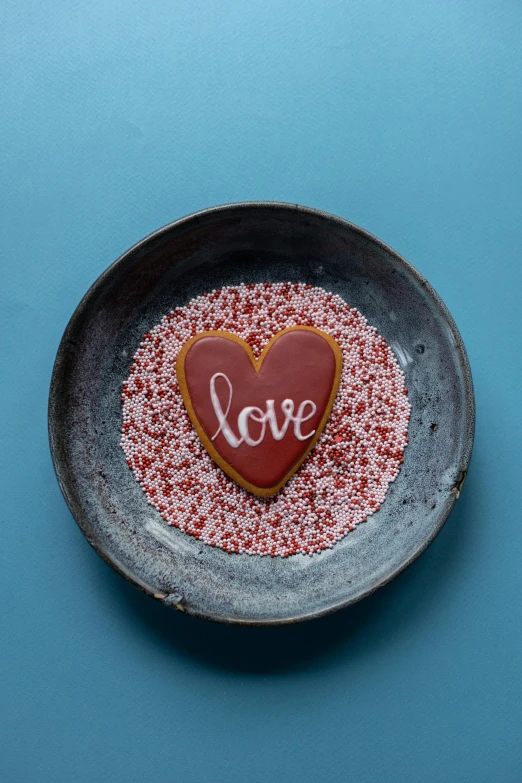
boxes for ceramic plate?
[49,202,475,624]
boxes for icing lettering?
[237,406,266,446]
[210,373,243,448]
[210,373,317,448]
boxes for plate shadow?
[99,468,478,675]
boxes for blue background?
[2,2,521,781]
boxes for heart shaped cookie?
[176,326,342,496]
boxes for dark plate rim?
[48,201,475,625]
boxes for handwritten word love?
[209,373,317,448]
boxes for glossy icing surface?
[180,328,340,490]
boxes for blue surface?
[1,1,521,781]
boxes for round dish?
[49,202,475,624]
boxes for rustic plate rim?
[48,201,475,625]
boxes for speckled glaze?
[48,203,475,624]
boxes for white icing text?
[209,373,316,448]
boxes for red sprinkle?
[120,283,410,557]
